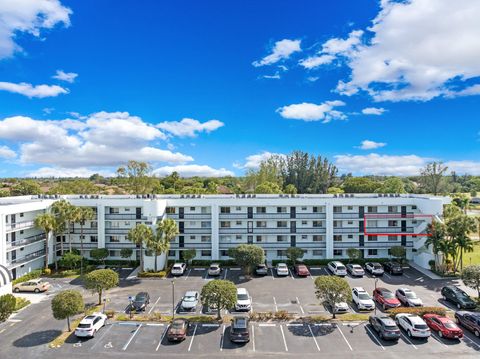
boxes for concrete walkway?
[126,266,140,280]
[409,262,443,280]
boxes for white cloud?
[332,0,480,101]
[252,39,301,67]
[262,72,281,80]
[152,164,234,177]
[362,107,386,115]
[357,140,386,150]
[0,0,72,59]
[0,81,68,98]
[157,118,224,138]
[0,145,16,158]
[26,167,113,178]
[299,54,335,69]
[276,100,346,122]
[335,153,428,176]
[234,151,286,169]
[52,70,78,83]
[444,161,480,175]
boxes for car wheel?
[14,288,20,293]
[438,331,443,338]
[92,330,96,338]
[475,330,480,337]
[455,317,460,324]
[34,288,40,293]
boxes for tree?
[154,218,179,271]
[10,180,42,196]
[51,199,72,255]
[120,248,134,263]
[314,276,351,319]
[72,207,96,275]
[127,224,154,272]
[346,248,361,263]
[425,221,447,271]
[462,265,480,298]
[390,246,406,263]
[327,186,344,194]
[0,294,16,322]
[51,290,84,331]
[255,181,282,194]
[34,213,56,270]
[84,269,119,305]
[342,177,380,193]
[444,211,476,272]
[375,177,406,193]
[90,248,109,264]
[227,244,265,276]
[200,279,237,320]
[182,249,196,265]
[420,162,448,195]
[452,194,470,214]
[116,160,154,194]
[59,251,82,269]
[283,184,297,195]
[286,247,304,265]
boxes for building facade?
[0,194,448,279]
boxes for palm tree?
[425,221,446,271]
[34,213,56,270]
[127,224,154,272]
[51,199,73,255]
[150,218,179,272]
[73,207,95,275]
[456,235,475,272]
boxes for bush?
[138,271,167,278]
[388,306,446,318]
[12,270,42,285]
[15,297,31,311]
[43,268,52,275]
[191,259,237,267]
[428,260,436,269]
[0,294,17,322]
[51,290,85,332]
[84,269,119,305]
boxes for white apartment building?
[0,193,448,279]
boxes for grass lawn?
[463,240,480,266]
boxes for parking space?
[254,323,286,353]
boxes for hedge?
[387,307,447,318]
[271,258,392,267]
[138,271,167,278]
[12,270,42,285]
[190,259,237,267]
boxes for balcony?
[295,241,327,248]
[365,227,414,234]
[105,242,136,248]
[6,234,46,250]
[8,249,46,269]
[6,220,36,232]
[167,213,211,220]
[333,241,413,249]
[105,213,144,220]
[296,227,327,234]
[70,228,99,234]
[68,242,100,249]
[181,227,212,234]
[296,213,327,219]
[333,227,360,234]
[332,213,360,219]
[105,228,131,234]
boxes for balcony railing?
[333,213,360,219]
[6,234,46,250]
[333,227,360,234]
[333,241,413,249]
[365,227,414,234]
[105,214,145,220]
[6,220,36,231]
[296,213,327,219]
[69,228,99,234]
[167,213,211,220]
[296,227,327,234]
[105,228,131,234]
[8,249,46,268]
[181,228,212,234]
[67,242,100,249]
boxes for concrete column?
[0,215,6,266]
[325,203,333,258]
[211,204,219,260]
[97,205,105,248]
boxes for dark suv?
[441,286,477,310]
[229,316,250,343]
[383,261,403,275]
[132,292,150,312]
[369,315,401,341]
[454,311,480,337]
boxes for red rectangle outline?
[363,214,433,237]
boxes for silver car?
[396,288,423,307]
[181,291,199,311]
[208,263,222,276]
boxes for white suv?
[75,312,107,338]
[352,287,375,311]
[235,288,252,311]
[327,261,347,276]
[395,313,430,338]
[171,263,187,276]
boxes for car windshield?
[337,265,346,271]
[414,324,428,330]
[238,293,249,300]
[173,265,182,269]
[373,264,382,269]
[257,264,266,268]
[172,321,185,329]
[184,295,196,302]
[444,322,458,329]
[278,264,287,268]
[210,265,219,270]
[381,291,394,299]
[405,292,417,299]
[135,295,146,302]
[384,325,398,331]
[457,291,470,299]
[353,265,362,270]
[78,323,91,328]
[358,293,370,300]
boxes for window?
[412,205,417,210]
[109,207,119,214]
[201,250,212,257]
[80,235,85,240]
[312,250,323,256]
[368,235,378,241]
[235,206,241,211]
[277,250,286,257]
[276,235,288,242]
[277,207,287,213]
[122,222,128,227]
[190,235,195,240]
[201,207,208,214]
[368,249,378,256]
[108,236,120,243]
[220,221,230,228]
[256,235,263,242]
[313,235,324,241]
[301,207,307,211]
[201,236,211,242]
[201,221,210,228]
[333,221,342,228]
[220,235,232,241]
[256,207,266,213]
[301,235,307,240]
[166,207,175,214]
[367,220,377,227]
[302,220,307,225]
[220,207,230,214]
[367,206,378,213]
[190,207,195,211]
[333,249,343,256]
[388,206,398,213]
[333,206,342,213]
[347,206,353,210]
[124,208,130,212]
[313,221,323,227]
[347,235,353,239]
[20,213,24,217]
[388,235,398,241]
[236,235,242,240]
[109,250,118,257]
[388,220,398,227]
[277,221,288,228]
[347,221,353,225]
[256,221,266,228]
[220,250,229,257]
[168,250,175,257]
[90,236,98,243]
[333,235,342,242]
[236,221,242,225]
[313,206,323,213]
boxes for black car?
[441,286,477,310]
[132,292,150,312]
[454,311,480,337]
[383,261,403,275]
[230,316,250,343]
[369,315,401,341]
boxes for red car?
[373,288,401,310]
[423,314,463,339]
[294,264,310,277]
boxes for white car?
[365,262,384,276]
[208,263,222,276]
[395,288,423,307]
[276,263,289,276]
[352,287,375,311]
[74,312,107,338]
[171,263,187,276]
[327,261,347,276]
[181,291,199,311]
[235,288,252,311]
[395,313,431,338]
[333,301,349,313]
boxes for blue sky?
[0,0,479,178]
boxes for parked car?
[327,261,347,276]
[331,301,349,314]
[441,286,477,310]
[352,287,375,311]
[13,278,50,293]
[235,288,252,311]
[365,262,384,276]
[181,291,199,311]
[74,312,107,338]
[373,287,401,310]
[171,263,187,276]
[346,264,365,277]
[383,261,403,275]
[255,263,268,276]
[167,318,190,341]
[454,311,480,337]
[423,314,463,339]
[294,264,310,277]
[208,263,222,276]
[395,288,423,307]
[369,315,401,341]
[230,316,250,343]
[132,292,150,312]
[395,313,431,339]
[276,263,289,276]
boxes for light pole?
[172,280,175,320]
[129,296,133,319]
[373,276,379,315]
[103,298,107,313]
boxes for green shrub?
[43,268,52,275]
[14,297,31,311]
[0,294,16,321]
[12,270,42,285]
[138,271,167,278]
[388,306,447,318]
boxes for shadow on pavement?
[13,329,62,347]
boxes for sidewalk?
[409,262,443,280]
[126,266,140,280]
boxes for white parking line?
[295,297,305,314]
[252,324,256,352]
[156,325,169,351]
[220,324,225,351]
[270,269,275,280]
[336,324,353,351]
[286,323,303,327]
[308,324,321,352]
[194,268,204,271]
[188,324,197,351]
[383,273,391,279]
[202,324,220,327]
[273,296,278,312]
[184,269,191,280]
[90,323,115,350]
[279,325,288,352]
[289,269,295,280]
[365,324,385,350]
[146,323,164,327]
[403,273,411,279]
[259,323,276,327]
[122,324,142,351]
[400,332,418,349]
[148,296,161,314]
[223,268,228,280]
